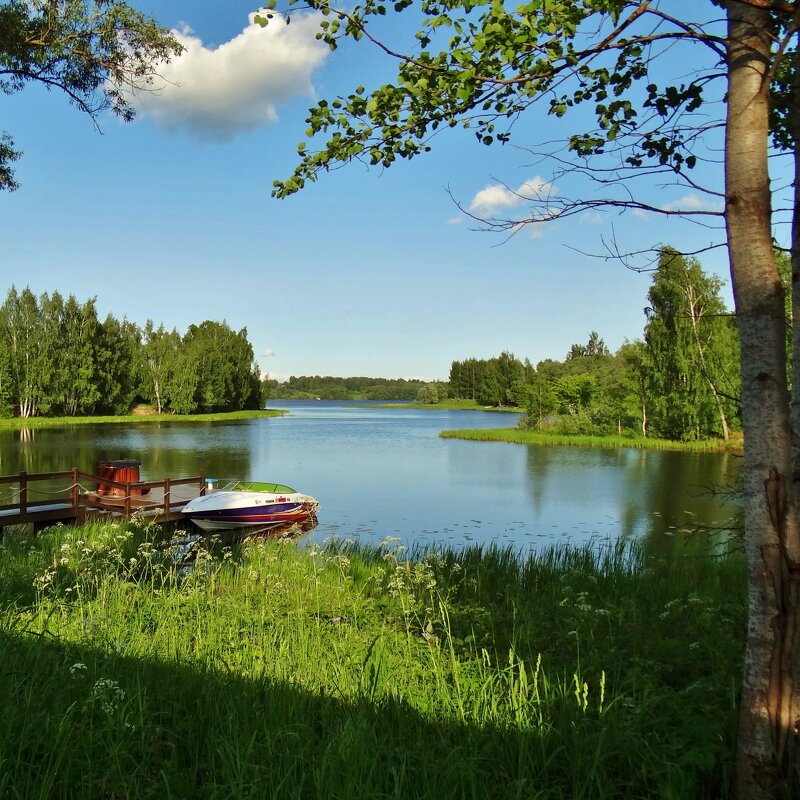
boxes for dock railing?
[80,474,208,517]
[0,470,207,529]
[0,469,80,516]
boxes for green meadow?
[0,521,745,799]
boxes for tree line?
[267,375,429,401]
[449,248,744,442]
[0,287,264,418]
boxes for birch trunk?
[684,283,731,440]
[153,379,162,415]
[726,3,800,796]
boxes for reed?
[440,427,741,452]
[0,522,745,798]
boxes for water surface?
[0,401,741,551]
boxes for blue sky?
[1,2,787,381]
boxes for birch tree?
[139,320,179,414]
[1,287,45,417]
[645,248,739,440]
[260,0,800,793]
[617,339,650,437]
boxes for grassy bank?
[441,427,741,452]
[0,520,745,798]
[0,409,284,430]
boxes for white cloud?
[632,208,649,220]
[581,212,605,225]
[447,215,463,225]
[468,176,554,215]
[527,224,544,240]
[660,193,724,213]
[263,347,276,358]
[128,14,328,140]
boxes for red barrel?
[96,459,142,496]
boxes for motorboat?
[181,481,319,531]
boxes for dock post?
[71,468,79,511]
[124,483,131,518]
[164,477,171,515]
[19,471,27,515]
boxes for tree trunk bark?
[726,3,800,797]
[791,34,800,495]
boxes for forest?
[268,249,750,443]
[252,248,763,442]
[266,249,751,442]
[447,248,756,442]
[0,248,775,438]
[0,287,264,418]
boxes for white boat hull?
[181,483,318,531]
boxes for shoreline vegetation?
[0,408,284,431]
[0,404,738,452]
[358,399,520,411]
[354,401,737,451]
[440,427,743,452]
[0,521,745,798]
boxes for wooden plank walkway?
[0,469,207,534]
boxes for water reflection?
[0,422,253,481]
[0,402,741,552]
[522,445,742,551]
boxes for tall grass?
[0,521,745,798]
[440,427,741,452]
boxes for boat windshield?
[220,481,297,494]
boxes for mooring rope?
[27,484,79,496]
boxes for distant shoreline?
[352,399,523,412]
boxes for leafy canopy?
[0,0,182,190]
[257,0,738,207]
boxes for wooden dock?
[0,469,208,535]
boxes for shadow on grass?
[1,628,556,800]
[0,531,743,799]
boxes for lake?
[0,401,742,552]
